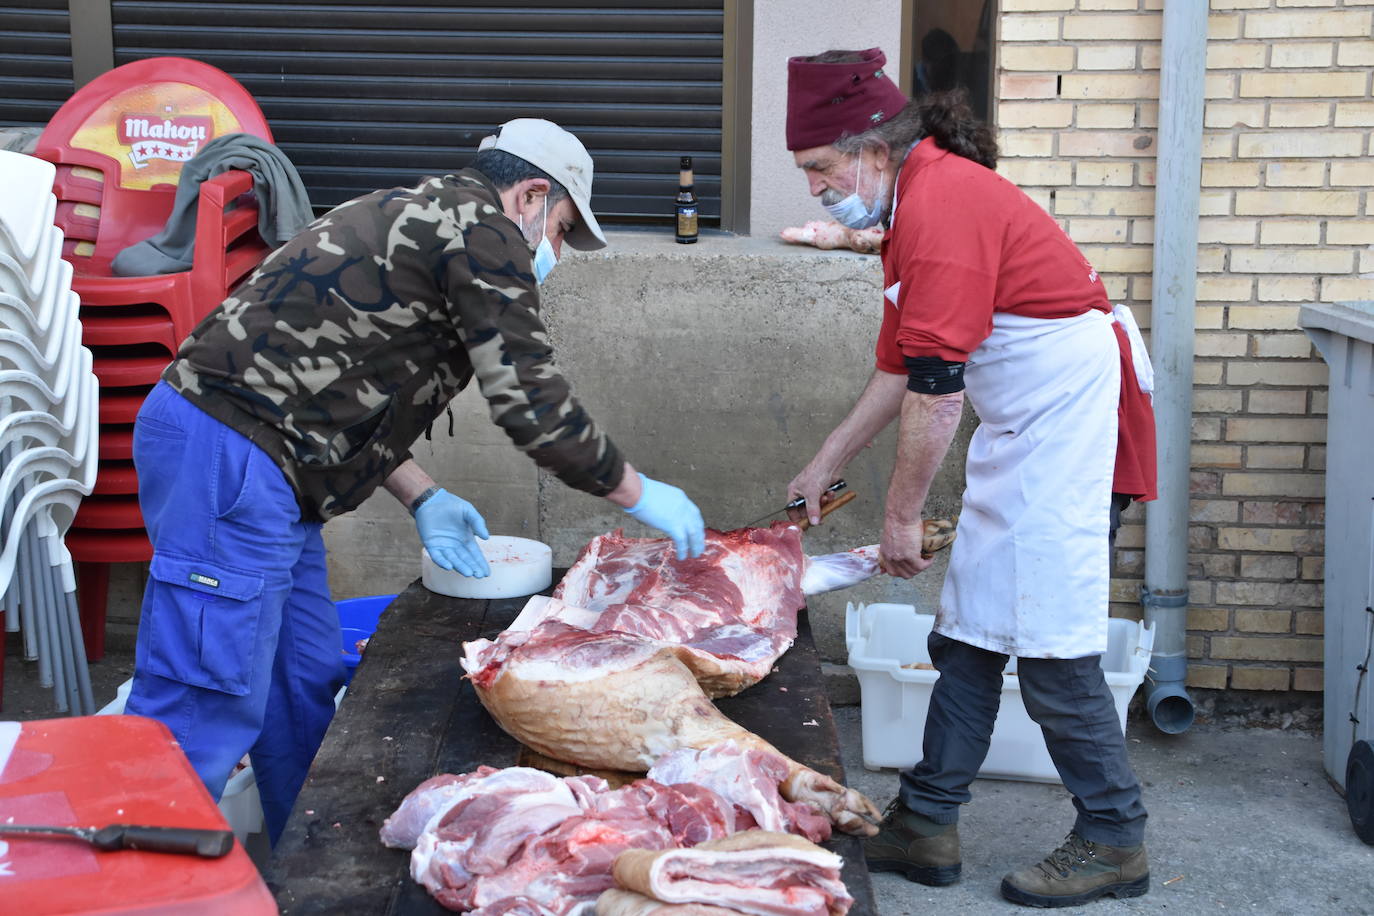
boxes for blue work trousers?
[125,382,345,844]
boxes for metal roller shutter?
[0,1,74,128]
[110,0,724,224]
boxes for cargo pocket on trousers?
[143,553,266,696]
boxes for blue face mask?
[823,154,887,229]
[524,198,559,285]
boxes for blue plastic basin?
[337,593,397,682]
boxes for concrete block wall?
[997,0,1373,694]
[322,233,974,666]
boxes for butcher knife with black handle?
[0,823,235,857]
[742,479,848,528]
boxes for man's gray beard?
[820,188,847,207]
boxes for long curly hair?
[801,50,998,170]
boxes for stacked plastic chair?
[31,57,276,659]
[0,149,101,714]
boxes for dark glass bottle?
[675,156,698,244]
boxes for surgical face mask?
[522,198,558,285]
[823,154,887,229]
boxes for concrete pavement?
[5,653,1371,915]
[836,705,1374,915]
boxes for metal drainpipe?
[1141,0,1209,734]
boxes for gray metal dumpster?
[1301,301,1374,843]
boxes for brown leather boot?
[1000,831,1149,907]
[862,799,961,886]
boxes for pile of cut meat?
[381,742,849,916]
[387,522,889,914]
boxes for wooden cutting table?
[266,576,878,915]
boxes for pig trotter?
[783,769,883,837]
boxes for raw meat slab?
[266,575,877,916]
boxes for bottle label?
[677,206,698,237]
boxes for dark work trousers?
[898,493,1147,848]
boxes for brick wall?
[995,0,1373,694]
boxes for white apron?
[936,309,1120,659]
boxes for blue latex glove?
[625,472,706,561]
[415,489,492,577]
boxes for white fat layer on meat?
[460,637,496,675]
[508,651,648,682]
[650,849,846,916]
[508,595,598,632]
[410,831,444,887]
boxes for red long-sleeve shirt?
[875,138,1156,500]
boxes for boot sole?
[1000,873,1149,908]
[867,857,961,887]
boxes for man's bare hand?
[787,462,843,526]
[879,519,935,579]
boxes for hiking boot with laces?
[1000,831,1149,908]
[862,799,961,886]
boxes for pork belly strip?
[610,830,852,916]
[463,623,880,837]
[596,889,743,916]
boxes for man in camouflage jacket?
[124,119,706,843]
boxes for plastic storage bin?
[846,603,1155,783]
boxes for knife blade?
[742,479,847,528]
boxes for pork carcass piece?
[779,220,884,254]
[648,742,830,844]
[603,830,853,916]
[404,767,590,903]
[797,546,880,596]
[551,524,806,697]
[595,892,741,916]
[394,769,742,914]
[463,622,880,837]
[380,766,503,849]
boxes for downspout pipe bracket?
[1140,587,1196,734]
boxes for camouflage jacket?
[165,169,624,523]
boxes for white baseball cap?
[478,118,607,251]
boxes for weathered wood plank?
[716,612,873,909]
[268,580,875,915]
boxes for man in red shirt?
[783,49,1157,908]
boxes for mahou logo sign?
[118,113,213,168]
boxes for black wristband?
[904,355,966,394]
[409,485,442,517]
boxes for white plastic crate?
[846,603,1154,783]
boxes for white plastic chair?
[0,263,75,338]
[0,370,97,688]
[0,224,63,301]
[0,149,58,263]
[0,316,83,379]
[0,476,91,712]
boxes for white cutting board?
[421,535,553,599]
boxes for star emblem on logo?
[870,110,885,123]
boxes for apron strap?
[1112,304,1154,399]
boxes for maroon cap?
[786,48,910,150]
